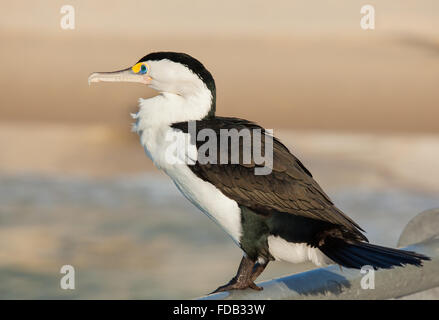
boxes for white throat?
[133,89,212,131]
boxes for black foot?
[209,255,268,294]
[210,277,263,294]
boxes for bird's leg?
[210,255,262,293]
[250,260,269,282]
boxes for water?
[0,174,437,299]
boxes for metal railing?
[199,208,439,300]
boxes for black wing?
[172,117,367,241]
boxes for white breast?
[170,163,243,245]
[144,127,242,244]
[132,94,242,245]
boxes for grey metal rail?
[199,208,439,300]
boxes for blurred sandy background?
[0,1,438,299]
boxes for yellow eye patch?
[132,62,149,74]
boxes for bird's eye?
[139,64,147,74]
[132,62,148,74]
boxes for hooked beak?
[88,68,152,85]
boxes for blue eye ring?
[139,64,148,74]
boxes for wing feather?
[172,117,366,240]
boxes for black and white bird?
[89,52,429,293]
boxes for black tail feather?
[320,238,430,270]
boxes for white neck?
[133,89,212,132]
[131,89,212,169]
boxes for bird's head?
[88,52,216,118]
